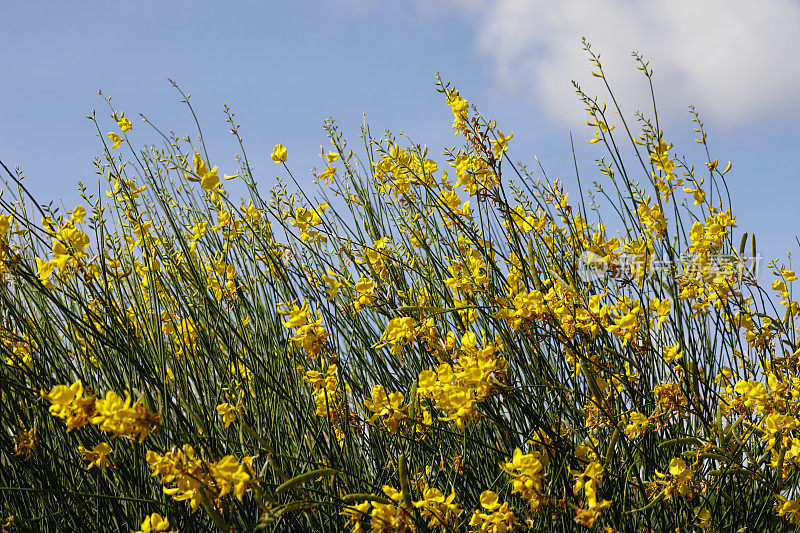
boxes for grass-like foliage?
[2,44,799,532]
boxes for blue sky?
[2,0,799,266]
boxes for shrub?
[1,44,797,531]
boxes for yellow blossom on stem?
[377,317,417,355]
[502,447,547,512]
[118,117,133,132]
[654,457,693,500]
[107,132,123,149]
[413,485,462,529]
[41,380,160,441]
[78,442,113,470]
[216,402,240,428]
[147,445,254,512]
[623,411,650,440]
[468,490,516,532]
[364,385,406,433]
[571,461,611,528]
[278,301,329,357]
[41,380,94,430]
[271,143,288,163]
[777,496,800,525]
[134,513,174,533]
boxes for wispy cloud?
[444,0,800,127]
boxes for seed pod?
[340,493,393,505]
[398,452,413,509]
[658,437,702,449]
[408,380,418,421]
[580,358,604,404]
[275,468,340,496]
[626,490,664,514]
[604,427,620,469]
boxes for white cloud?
[448,0,800,127]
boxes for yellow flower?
[650,139,675,173]
[342,500,371,533]
[92,390,161,442]
[216,402,239,428]
[50,221,90,271]
[148,446,251,511]
[571,461,611,527]
[290,206,326,243]
[187,152,222,191]
[413,486,462,529]
[479,490,500,511]
[469,491,516,532]
[364,385,406,432]
[445,89,469,131]
[271,143,288,163]
[662,344,683,363]
[0,214,11,240]
[107,132,123,149]
[200,166,220,191]
[14,428,36,459]
[4,331,37,368]
[135,512,173,533]
[318,165,337,184]
[278,301,329,356]
[212,455,252,500]
[216,209,230,227]
[41,380,94,430]
[78,442,113,470]
[491,130,513,158]
[624,411,650,440]
[379,317,417,354]
[652,382,688,415]
[777,496,800,525]
[654,457,694,500]
[364,385,403,417]
[694,506,713,530]
[71,206,87,224]
[649,297,672,330]
[320,268,343,299]
[502,448,547,511]
[683,185,706,205]
[118,117,133,132]
[354,274,375,312]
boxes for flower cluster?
[5,61,800,532]
[41,380,160,442]
[146,445,253,512]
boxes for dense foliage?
[2,47,799,531]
